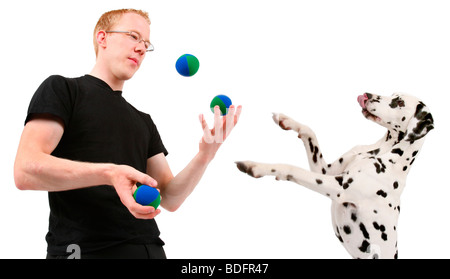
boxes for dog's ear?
[406,102,434,143]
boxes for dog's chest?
[339,154,405,200]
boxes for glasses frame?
[105,31,154,52]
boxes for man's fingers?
[234,105,242,125]
[199,114,214,143]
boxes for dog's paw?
[273,113,304,133]
[235,161,263,178]
[272,113,291,130]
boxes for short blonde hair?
[93,9,151,56]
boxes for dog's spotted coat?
[236,93,434,259]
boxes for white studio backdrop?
[0,0,449,259]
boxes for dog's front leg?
[272,113,332,174]
[272,113,363,176]
[236,161,344,200]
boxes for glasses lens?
[129,32,140,41]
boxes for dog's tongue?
[357,94,368,109]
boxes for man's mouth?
[128,58,139,66]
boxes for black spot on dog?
[359,240,370,253]
[410,158,416,165]
[360,223,370,239]
[368,148,380,155]
[374,162,386,174]
[412,150,419,157]
[335,176,344,186]
[397,131,405,143]
[313,146,319,163]
[389,96,406,108]
[403,166,408,171]
[271,169,276,173]
[386,131,392,141]
[406,103,434,143]
[373,222,380,230]
[351,213,357,222]
[339,158,344,164]
[316,179,323,184]
[391,148,404,156]
[376,190,387,198]
[286,175,294,181]
[308,138,314,153]
[322,168,326,174]
[344,226,351,234]
[343,178,354,190]
[393,181,399,189]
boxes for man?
[14,9,242,259]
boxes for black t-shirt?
[26,75,168,255]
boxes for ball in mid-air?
[133,185,161,209]
[175,54,200,77]
[210,95,232,115]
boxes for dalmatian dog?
[236,93,434,259]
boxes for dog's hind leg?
[236,161,345,200]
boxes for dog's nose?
[365,93,373,99]
[358,94,369,109]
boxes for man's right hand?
[108,164,161,219]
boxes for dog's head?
[357,93,434,143]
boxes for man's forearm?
[160,152,212,212]
[14,151,114,192]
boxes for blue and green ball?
[175,54,200,77]
[133,185,161,209]
[210,95,232,116]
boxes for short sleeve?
[25,75,76,127]
[146,115,168,159]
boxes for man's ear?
[96,30,107,51]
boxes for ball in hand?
[133,185,161,209]
[210,95,232,116]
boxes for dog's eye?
[390,97,406,108]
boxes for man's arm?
[14,114,159,219]
[149,105,242,212]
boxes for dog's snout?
[365,93,373,99]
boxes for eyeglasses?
[105,31,154,52]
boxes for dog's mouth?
[358,94,381,122]
[362,109,381,122]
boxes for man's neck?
[89,64,125,91]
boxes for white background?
[1,0,449,259]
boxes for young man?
[14,9,242,259]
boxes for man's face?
[103,13,150,82]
